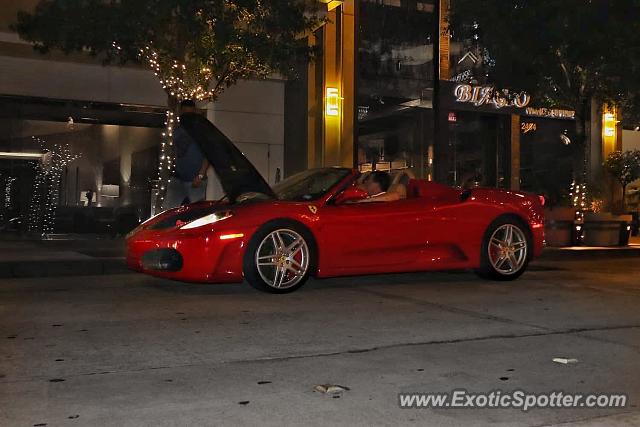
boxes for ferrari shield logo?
[308,205,318,214]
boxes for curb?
[1,248,638,279]
[0,258,128,279]
[539,247,640,261]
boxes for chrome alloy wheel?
[488,224,528,275]
[255,229,310,289]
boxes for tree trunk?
[168,95,178,113]
[573,97,590,183]
[153,95,180,214]
[622,183,627,213]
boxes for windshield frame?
[273,168,355,202]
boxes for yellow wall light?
[603,112,617,137]
[602,106,620,158]
[327,1,343,11]
[319,0,343,11]
[326,87,340,117]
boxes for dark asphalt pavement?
[1,257,639,426]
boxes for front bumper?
[140,248,183,272]
[127,226,256,283]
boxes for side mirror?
[335,186,369,205]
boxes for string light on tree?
[28,137,81,236]
[4,177,16,211]
[133,44,270,212]
[17,2,321,217]
[0,173,4,224]
[109,2,287,213]
[0,174,17,224]
[135,44,270,103]
[155,110,176,207]
[28,165,44,232]
[569,180,588,222]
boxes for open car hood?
[179,113,276,203]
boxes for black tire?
[243,220,316,293]
[475,216,531,281]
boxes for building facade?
[1,0,635,233]
[0,1,285,231]
[301,0,621,208]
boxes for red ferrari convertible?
[127,115,545,293]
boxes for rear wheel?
[476,217,530,281]
[243,221,315,293]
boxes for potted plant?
[544,193,578,247]
[582,151,640,246]
[603,150,640,213]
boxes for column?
[510,114,521,190]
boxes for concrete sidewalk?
[539,236,640,261]
[0,235,638,279]
[0,237,127,278]
[2,256,640,426]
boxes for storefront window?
[520,117,576,205]
[357,0,436,178]
[445,111,510,188]
[0,97,164,234]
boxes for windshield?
[273,168,353,201]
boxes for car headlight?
[180,210,234,230]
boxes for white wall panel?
[211,79,284,116]
[0,53,286,200]
[623,130,640,151]
[206,78,286,188]
[0,56,166,106]
[210,110,283,146]
[235,142,270,181]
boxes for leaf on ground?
[314,384,350,394]
[553,358,579,364]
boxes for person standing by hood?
[162,100,210,211]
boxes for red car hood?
[180,113,276,202]
[128,200,232,237]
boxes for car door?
[317,198,432,276]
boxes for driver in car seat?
[356,171,407,203]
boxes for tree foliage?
[604,150,640,187]
[14,0,321,103]
[451,1,640,111]
[603,150,640,210]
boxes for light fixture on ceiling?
[0,151,44,160]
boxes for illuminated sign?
[525,107,575,119]
[448,112,457,122]
[326,87,340,117]
[602,106,619,158]
[521,122,537,134]
[358,106,370,121]
[454,84,531,109]
[451,70,473,83]
[603,112,616,137]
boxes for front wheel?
[243,221,315,293]
[476,218,530,281]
